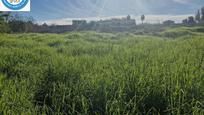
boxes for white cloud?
[38,18,72,25]
[172,0,193,4]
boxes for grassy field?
[0,27,204,114]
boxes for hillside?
[0,27,204,114]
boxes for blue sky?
[27,0,204,24]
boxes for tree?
[0,12,10,33]
[188,16,196,25]
[0,11,4,27]
[195,10,201,23]
[201,7,204,21]
[141,15,145,24]
[127,15,131,20]
[182,19,188,24]
[8,14,35,33]
[42,23,48,27]
[0,11,4,22]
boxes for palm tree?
[141,15,145,24]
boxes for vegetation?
[182,6,204,25]
[141,15,145,24]
[0,12,10,33]
[0,26,203,114]
[0,5,204,115]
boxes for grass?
[0,28,203,114]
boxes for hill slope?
[0,30,203,114]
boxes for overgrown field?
[0,27,204,114]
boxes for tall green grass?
[0,30,203,114]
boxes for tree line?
[182,6,204,25]
[0,12,36,33]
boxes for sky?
[27,0,204,25]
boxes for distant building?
[72,20,87,27]
[87,15,136,31]
[163,20,175,25]
[97,15,136,27]
[35,16,137,33]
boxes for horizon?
[37,14,193,25]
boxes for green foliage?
[0,22,10,33]
[141,15,145,24]
[160,28,193,38]
[0,29,203,114]
[0,12,10,33]
[8,21,25,33]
